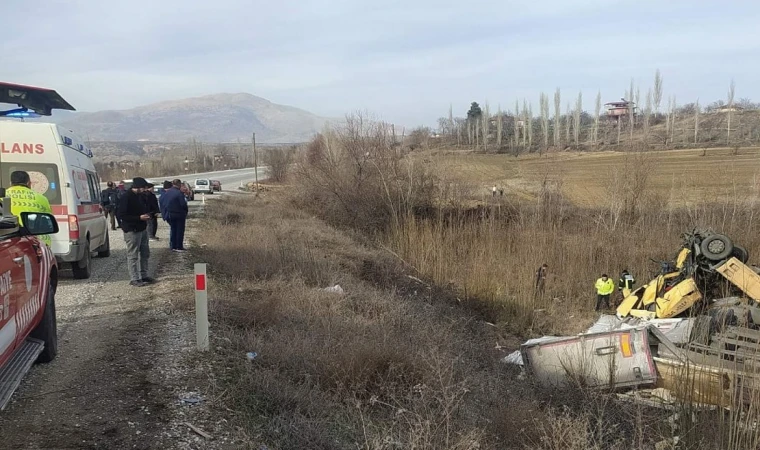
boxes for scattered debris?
[246,352,258,361]
[183,422,213,440]
[406,275,426,285]
[322,284,345,294]
[180,393,204,405]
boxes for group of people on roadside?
[534,264,636,312]
[101,177,189,287]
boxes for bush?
[263,146,295,182]
[294,113,437,232]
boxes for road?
[0,194,244,449]
[100,167,268,190]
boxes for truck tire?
[72,240,92,279]
[731,245,749,263]
[97,232,111,258]
[30,283,58,363]
[700,234,733,261]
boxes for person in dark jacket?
[100,181,119,231]
[159,179,189,252]
[142,182,161,241]
[117,177,154,286]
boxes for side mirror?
[20,212,59,235]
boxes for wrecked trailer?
[519,321,692,390]
[518,317,760,409]
[520,327,657,389]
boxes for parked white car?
[193,178,213,194]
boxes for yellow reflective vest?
[595,278,615,295]
[6,185,53,246]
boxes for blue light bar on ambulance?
[60,135,94,158]
[0,108,40,118]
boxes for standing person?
[100,181,119,231]
[535,263,548,296]
[115,183,126,229]
[159,179,188,253]
[142,182,160,241]
[117,177,154,286]
[6,170,53,246]
[594,274,615,311]
[619,269,636,299]
[492,185,497,197]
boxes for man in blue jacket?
[159,179,189,253]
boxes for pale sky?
[1,0,758,127]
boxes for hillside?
[50,93,331,143]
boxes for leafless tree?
[448,104,454,141]
[594,91,601,147]
[629,80,635,143]
[670,96,678,144]
[482,103,490,151]
[573,91,582,147]
[653,69,663,116]
[522,100,530,148]
[666,96,673,142]
[565,102,571,146]
[694,98,700,145]
[496,107,503,148]
[644,88,652,141]
[553,88,561,148]
[513,100,520,148]
[540,93,550,150]
[527,102,534,149]
[727,79,736,144]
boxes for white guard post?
[202,193,206,205]
[194,263,209,351]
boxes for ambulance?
[0,121,110,279]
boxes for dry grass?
[191,193,553,449]
[188,191,760,449]
[424,147,760,208]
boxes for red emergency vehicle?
[0,197,59,409]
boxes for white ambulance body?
[0,121,109,278]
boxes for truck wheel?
[72,240,92,279]
[30,283,58,363]
[700,234,733,261]
[732,245,749,263]
[97,232,111,258]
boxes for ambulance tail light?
[68,215,80,240]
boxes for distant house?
[605,99,636,120]
[713,105,744,113]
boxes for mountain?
[50,93,330,143]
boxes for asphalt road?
[100,167,268,190]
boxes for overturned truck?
[617,229,760,320]
[520,230,760,408]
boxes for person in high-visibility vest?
[619,269,636,299]
[594,273,615,311]
[6,170,53,247]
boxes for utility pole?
[252,132,259,192]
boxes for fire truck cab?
[0,196,59,409]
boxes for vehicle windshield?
[195,180,208,185]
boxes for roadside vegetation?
[185,111,760,449]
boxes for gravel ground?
[0,196,243,449]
